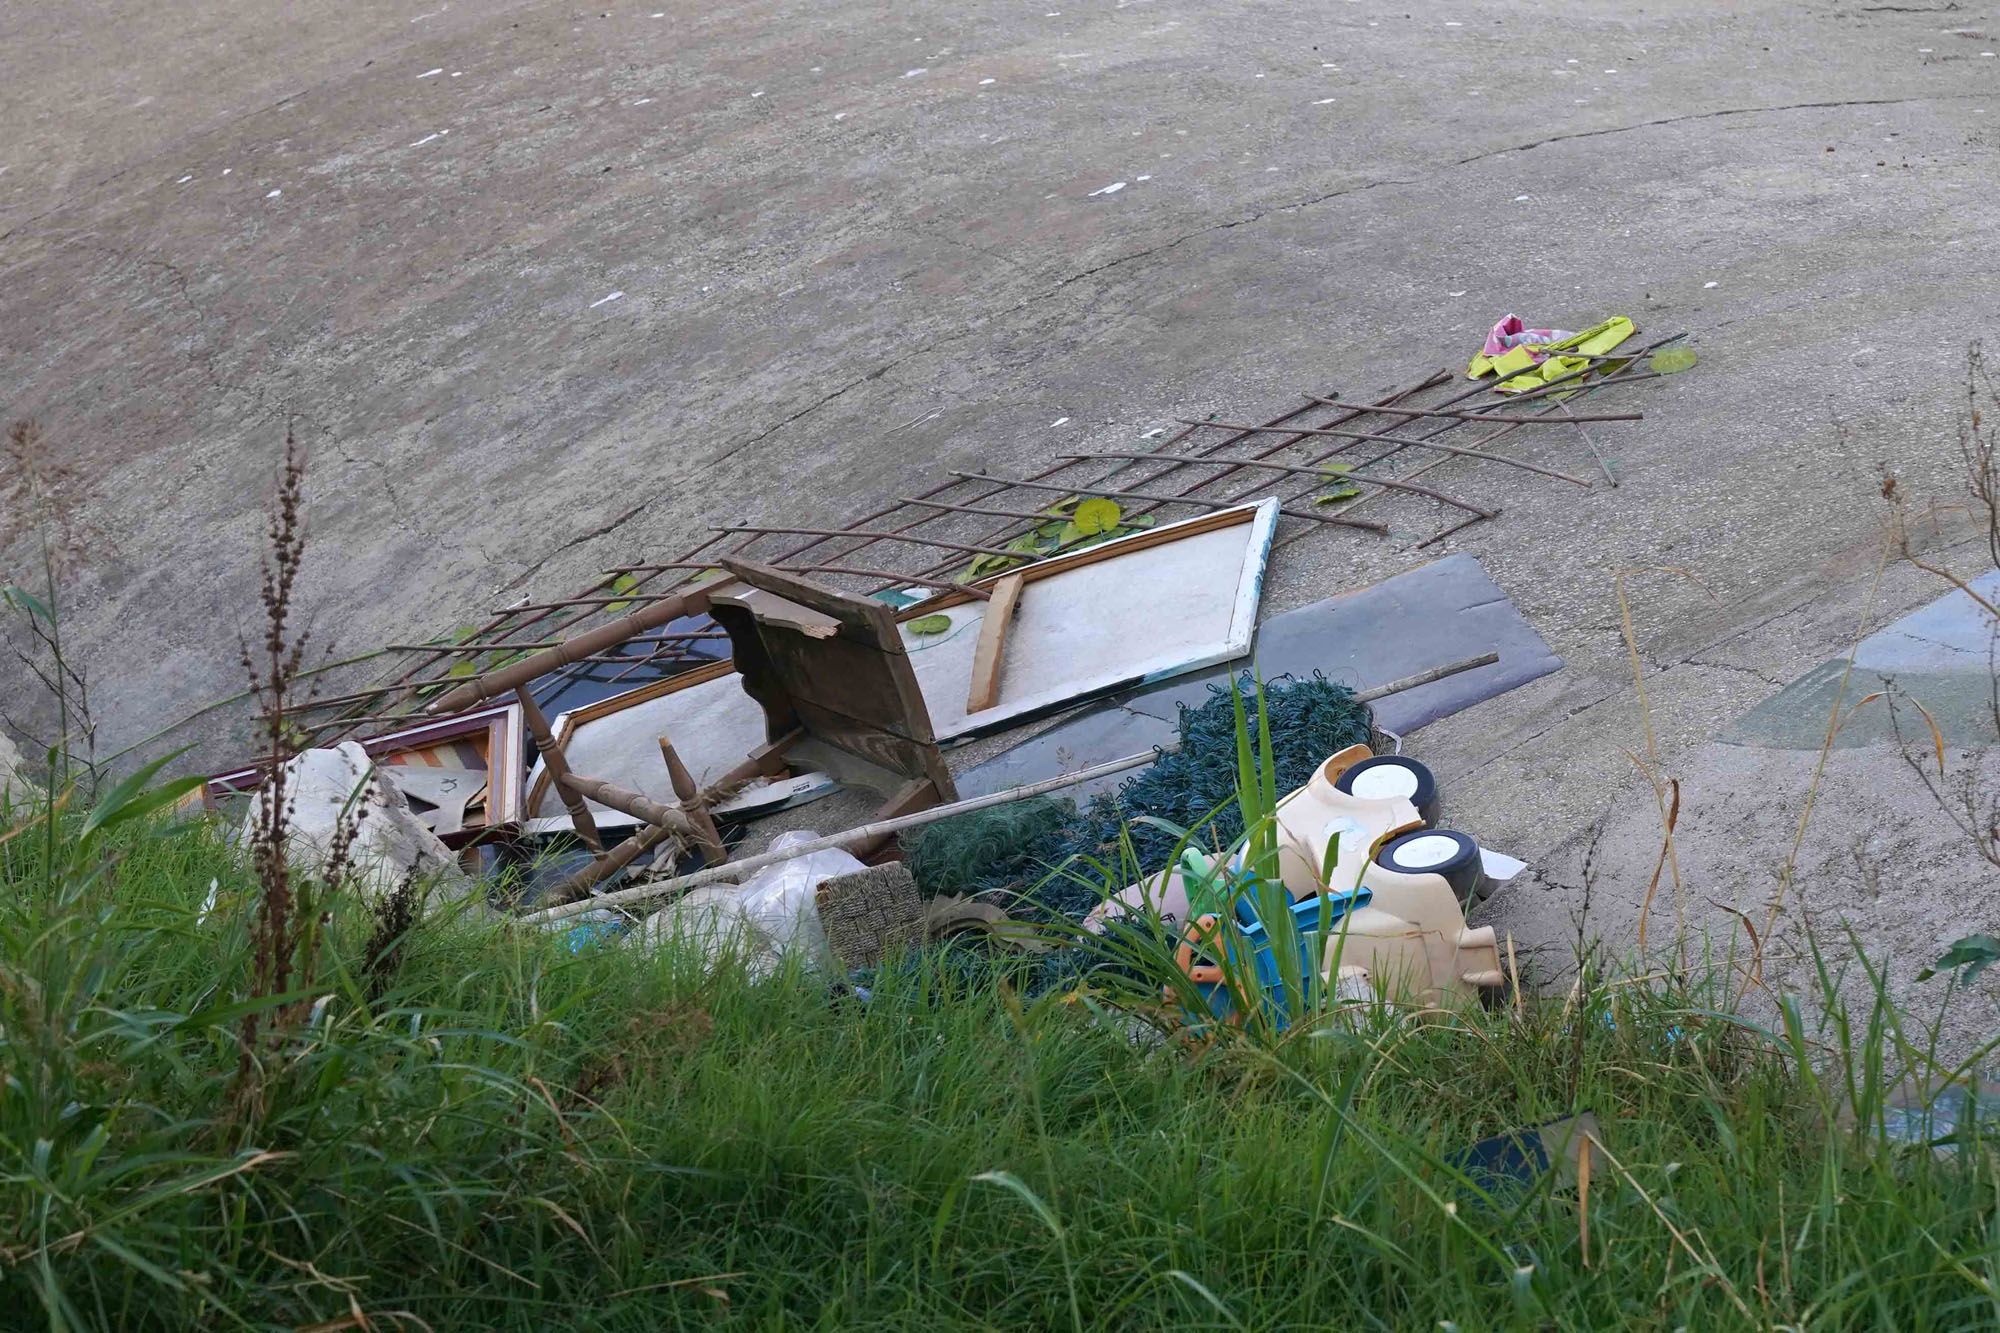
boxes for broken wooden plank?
[965,572,1025,714]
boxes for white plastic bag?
[630,831,862,979]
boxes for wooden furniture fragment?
[964,572,1025,714]
[711,558,958,810]
[518,687,603,853]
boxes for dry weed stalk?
[1876,342,2000,880]
[234,429,359,1102]
[2,419,100,787]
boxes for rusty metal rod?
[1554,398,1619,488]
[857,354,1655,599]
[1054,452,1495,518]
[1273,368,1650,534]
[945,471,1393,533]
[1080,375,1455,523]
[1301,395,1640,426]
[788,565,992,599]
[427,591,712,714]
[680,473,1026,597]
[494,593,715,614]
[877,377,1443,593]
[897,495,1063,524]
[1174,417,1591,487]
[1416,511,1490,550]
[715,524,1023,558]
[1295,339,1676,495]
[871,378,1432,595]
[384,640,561,654]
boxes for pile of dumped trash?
[238,670,1515,1022]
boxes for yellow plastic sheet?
[1493,316,1636,393]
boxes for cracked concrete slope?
[2,0,1998,1023]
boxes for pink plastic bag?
[1480,314,1574,362]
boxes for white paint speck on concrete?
[589,291,625,308]
[1088,181,1126,196]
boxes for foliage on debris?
[958,495,1158,582]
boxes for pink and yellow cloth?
[1466,314,1636,392]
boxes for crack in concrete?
[889,226,1030,275]
[77,243,270,414]
[1682,656,1793,688]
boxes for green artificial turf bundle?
[903,673,1374,919]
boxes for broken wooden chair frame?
[434,559,961,903]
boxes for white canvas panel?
[902,499,1277,739]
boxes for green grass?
[5,805,2000,1331]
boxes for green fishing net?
[904,673,1374,920]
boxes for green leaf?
[1072,497,1123,535]
[1917,934,2000,983]
[961,553,1026,582]
[1315,466,1360,503]
[604,573,639,613]
[3,584,55,623]
[1649,346,1699,375]
[80,748,202,841]
[908,614,952,636]
[447,660,476,678]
